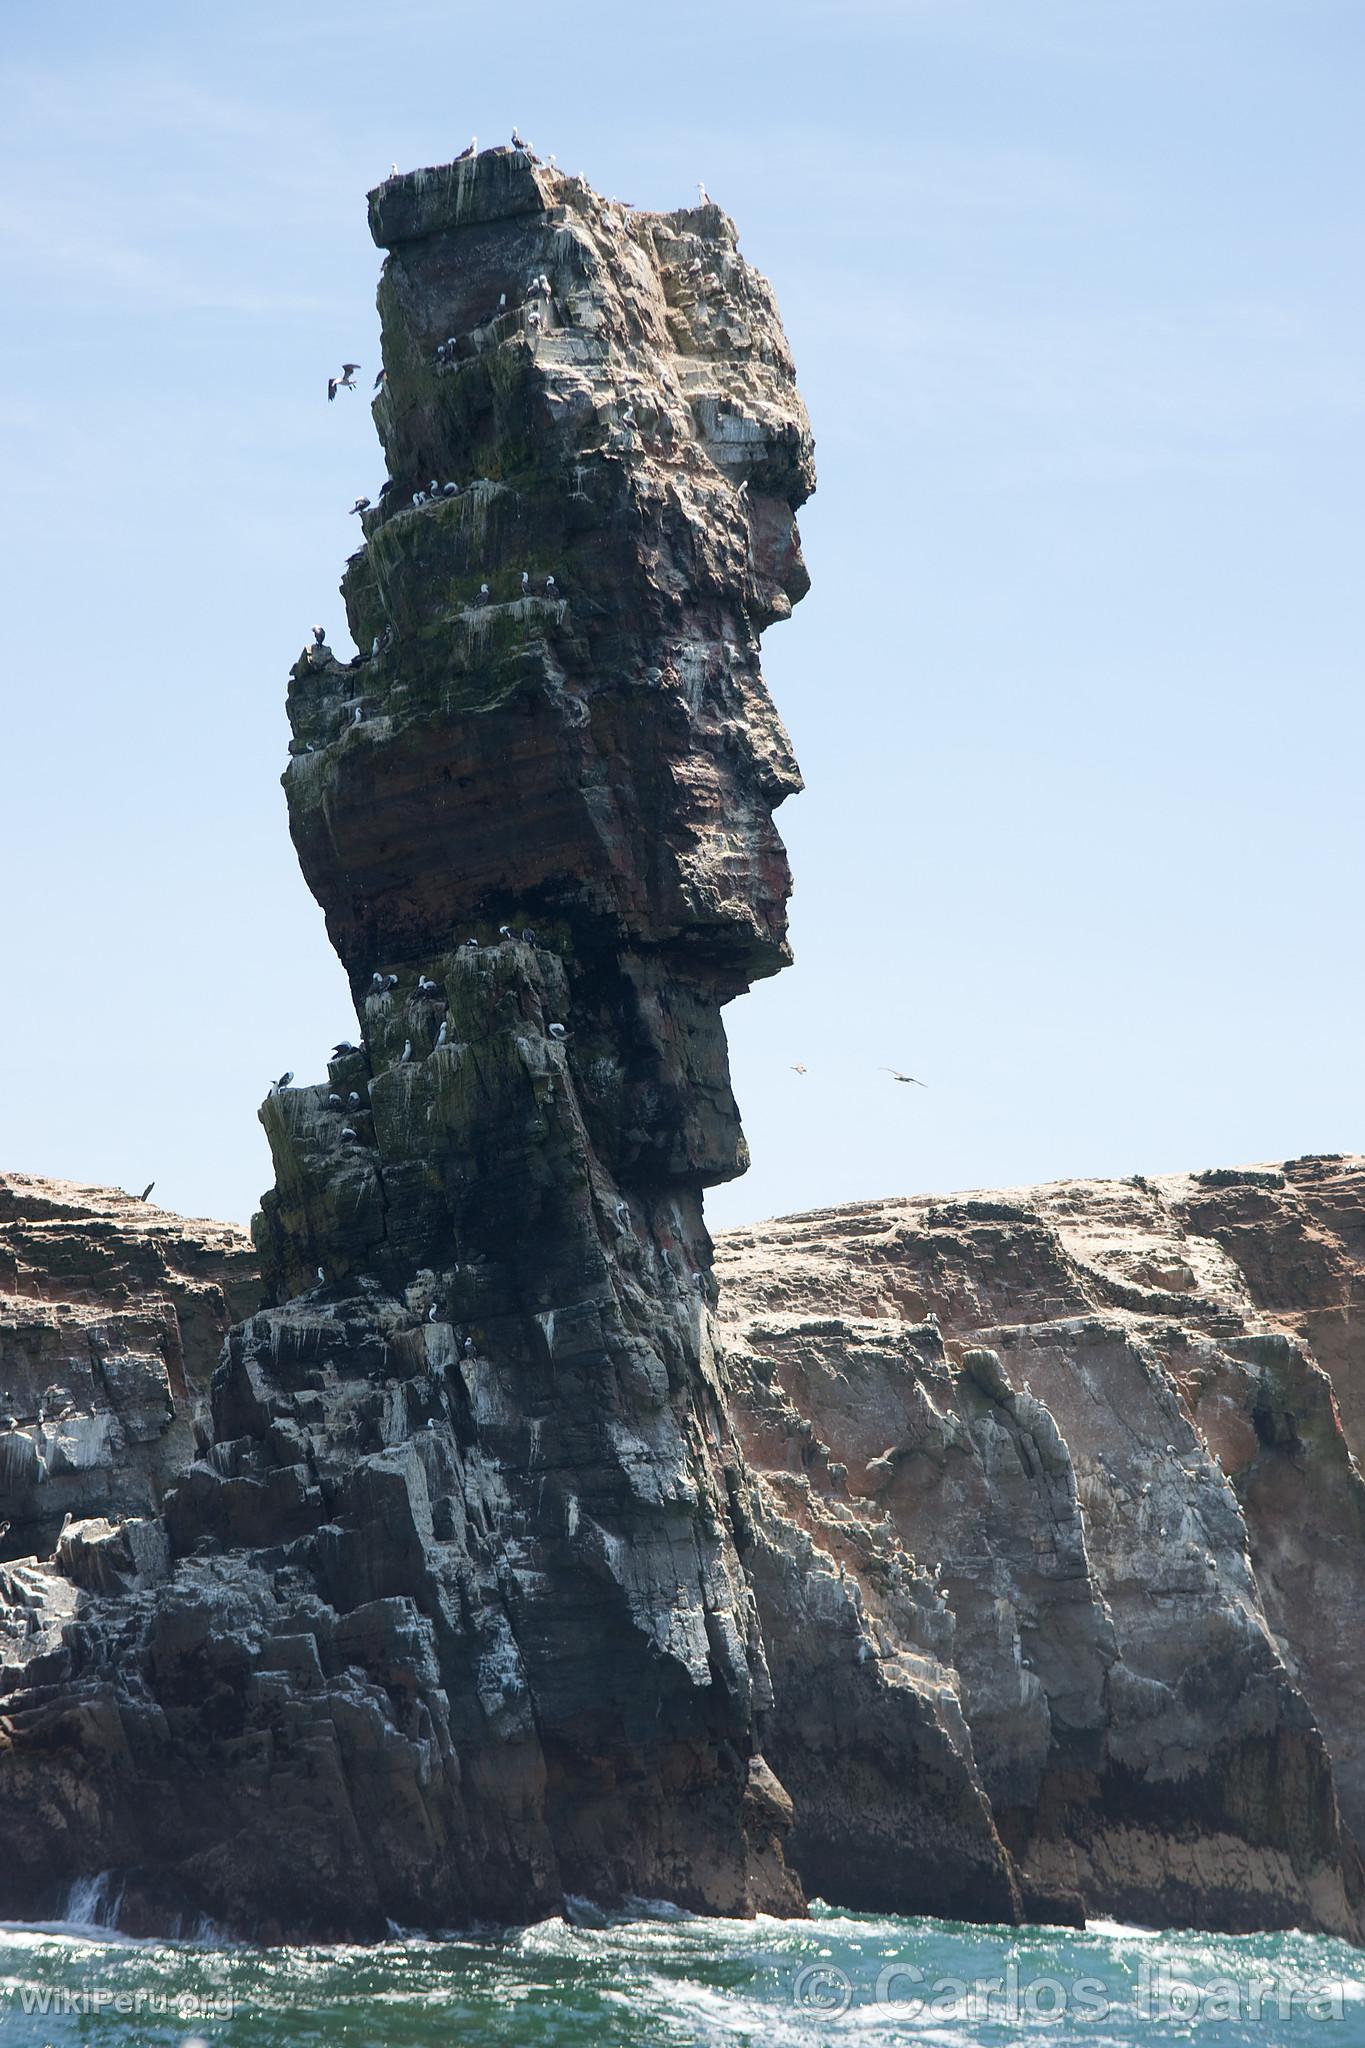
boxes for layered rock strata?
[0,148,815,1938]
[716,1155,1365,1940]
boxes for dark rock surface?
[0,148,814,1939]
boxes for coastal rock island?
[0,150,1361,1947]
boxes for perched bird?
[498,291,507,312]
[442,481,458,496]
[455,136,476,161]
[881,1067,928,1087]
[498,924,513,939]
[698,181,709,204]
[328,1093,343,1109]
[384,974,399,990]
[316,1265,326,1284]
[464,937,480,951]
[428,479,439,496]
[621,405,635,424]
[348,1091,362,1108]
[544,574,557,596]
[548,1023,569,1041]
[373,368,386,391]
[340,1126,359,1142]
[312,624,326,645]
[377,479,394,499]
[138,1181,155,1201]
[521,927,536,945]
[371,972,386,989]
[526,309,542,331]
[413,490,427,507]
[463,1336,475,1357]
[371,636,380,657]
[512,127,530,151]
[428,1304,440,1321]
[350,496,370,516]
[390,162,398,176]
[399,1039,414,1062]
[790,1064,807,1075]
[332,1040,359,1056]
[327,364,360,401]
[688,256,703,277]
[352,704,364,724]
[435,1020,449,1048]
[417,975,438,994]
[476,582,490,604]
[272,1069,294,1091]
[520,570,530,594]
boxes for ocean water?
[0,1902,1360,2046]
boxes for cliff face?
[0,148,814,1939]
[715,1155,1365,1941]
[0,1177,256,1571]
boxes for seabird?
[526,309,542,330]
[378,479,394,499]
[316,1265,326,1283]
[350,497,370,516]
[353,704,364,723]
[348,1091,362,1107]
[327,364,360,401]
[621,405,635,423]
[328,1093,343,1108]
[340,1126,359,1142]
[442,482,458,495]
[428,1304,439,1321]
[372,972,386,989]
[435,1020,449,1047]
[373,369,386,393]
[428,478,439,495]
[455,136,476,161]
[544,574,557,595]
[881,1067,928,1087]
[476,582,490,604]
[512,127,530,151]
[371,636,380,657]
[521,571,530,593]
[390,162,398,176]
[498,292,507,312]
[521,927,536,944]
[790,1064,807,1075]
[384,974,399,990]
[272,1069,294,1091]
[418,975,437,993]
[332,1040,358,1056]
[698,182,709,204]
[464,937,480,951]
[399,1039,414,1061]
[688,257,703,277]
[413,490,427,506]
[138,1181,155,1201]
[312,625,326,645]
[463,1336,475,1356]
[498,924,513,939]
[548,1023,569,1041]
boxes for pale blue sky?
[3,0,1361,1233]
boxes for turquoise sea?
[0,1903,1361,2045]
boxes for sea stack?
[0,148,814,1938]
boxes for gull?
[312,625,326,645]
[327,364,360,401]
[688,256,703,277]
[371,636,380,657]
[417,975,439,994]
[498,924,513,939]
[398,1039,414,1062]
[455,136,476,161]
[316,1265,326,1284]
[548,1023,569,1041]
[621,405,635,424]
[442,481,458,495]
[373,369,386,392]
[340,1126,359,1142]
[476,582,490,604]
[790,1064,807,1075]
[138,1181,155,1201]
[435,1020,449,1048]
[389,162,398,176]
[521,927,536,944]
[464,937,479,950]
[428,1303,440,1321]
[332,1040,359,1057]
[698,181,709,204]
[881,1067,927,1087]
[428,478,439,495]
[544,574,557,596]
[350,497,370,516]
[328,1093,343,1109]
[498,292,507,312]
[413,490,427,506]
[272,1069,294,1091]
[521,571,530,594]
[347,1092,362,1109]
[512,127,530,152]
[352,704,364,724]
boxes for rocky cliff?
[0,146,815,1939]
[716,1154,1365,1941]
[1,145,1361,1950]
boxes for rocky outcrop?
[715,1155,1365,1941]
[0,1176,256,1563]
[0,148,815,1939]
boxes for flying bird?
[881,1067,928,1087]
[790,1064,807,1075]
[327,364,360,401]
